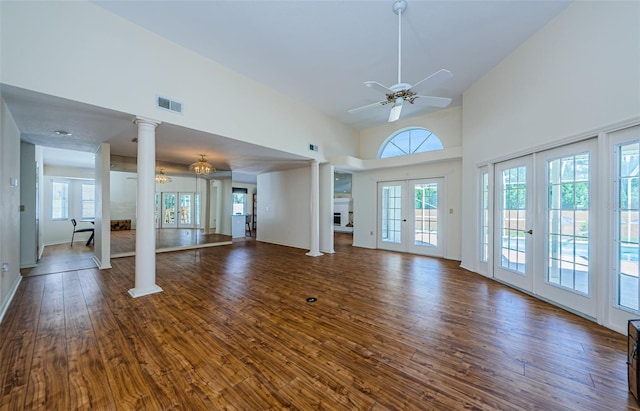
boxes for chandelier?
[190,154,214,176]
[154,169,172,184]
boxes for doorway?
[377,178,444,257]
[493,139,596,318]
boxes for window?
[51,181,69,220]
[615,141,640,311]
[378,127,443,159]
[233,187,248,215]
[480,170,489,263]
[81,183,95,219]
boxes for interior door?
[378,178,444,257]
[494,156,534,291]
[535,140,596,317]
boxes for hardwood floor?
[21,243,97,277]
[1,233,636,410]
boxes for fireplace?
[333,212,341,225]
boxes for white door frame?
[377,178,444,257]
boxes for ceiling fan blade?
[348,101,385,114]
[414,95,452,108]
[365,81,393,95]
[388,99,403,122]
[411,69,453,94]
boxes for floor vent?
[156,96,183,114]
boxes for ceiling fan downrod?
[393,0,408,86]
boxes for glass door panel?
[408,179,443,257]
[494,157,533,291]
[535,140,596,318]
[378,182,404,252]
[178,193,194,228]
[609,125,640,331]
[161,192,177,228]
[617,140,640,311]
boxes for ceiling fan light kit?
[349,0,453,122]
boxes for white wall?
[461,1,640,272]
[257,167,311,249]
[350,105,463,259]
[320,163,335,253]
[94,143,110,269]
[0,0,359,162]
[20,142,37,267]
[0,96,22,322]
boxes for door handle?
[526,229,533,235]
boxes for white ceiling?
[3,0,571,176]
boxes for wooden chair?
[71,218,94,247]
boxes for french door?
[161,193,177,228]
[494,157,534,291]
[159,192,200,229]
[493,140,596,317]
[378,178,443,257]
[535,141,596,317]
[178,193,195,228]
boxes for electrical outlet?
[2,263,8,272]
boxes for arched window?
[378,127,443,159]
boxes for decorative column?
[306,160,323,257]
[129,116,163,298]
[204,179,212,234]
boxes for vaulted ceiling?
[3,0,571,176]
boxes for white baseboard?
[0,275,22,324]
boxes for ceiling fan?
[348,0,453,122]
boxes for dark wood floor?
[1,234,636,410]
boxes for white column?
[129,117,163,298]
[204,179,212,234]
[306,160,323,257]
[319,163,335,254]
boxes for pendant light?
[190,154,214,176]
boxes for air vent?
[156,96,183,114]
[309,144,319,152]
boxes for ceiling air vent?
[156,96,183,114]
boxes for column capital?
[134,116,161,128]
